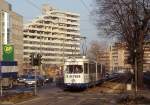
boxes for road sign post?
[0,70,2,96]
[29,53,43,95]
[0,79,2,96]
[34,66,37,96]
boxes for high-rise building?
[23,4,80,70]
[0,0,23,71]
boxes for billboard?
[2,44,14,61]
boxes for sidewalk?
[137,89,150,99]
[117,88,150,105]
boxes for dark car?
[43,75,53,83]
[17,75,28,83]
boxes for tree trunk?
[136,31,144,89]
[137,59,143,89]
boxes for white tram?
[63,56,105,89]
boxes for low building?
[143,41,150,71]
[109,43,130,72]
[109,42,150,72]
[96,50,110,72]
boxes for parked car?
[25,76,44,87]
[17,75,28,83]
[43,75,53,83]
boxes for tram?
[63,56,105,89]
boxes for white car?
[25,76,36,86]
[25,76,44,87]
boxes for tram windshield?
[66,65,83,74]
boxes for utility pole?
[0,79,2,96]
[134,49,138,98]
[72,37,76,57]
[81,36,87,56]
[96,62,97,81]
[63,37,64,64]
[73,36,86,56]
[29,53,37,96]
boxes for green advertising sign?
[3,44,14,61]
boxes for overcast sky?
[6,0,107,45]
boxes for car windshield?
[66,65,83,74]
[27,76,35,79]
[19,75,28,78]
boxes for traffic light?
[29,53,34,66]
[34,58,38,66]
[37,54,42,65]
[29,53,42,66]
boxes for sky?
[6,0,105,45]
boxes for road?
[16,88,118,105]
[14,73,130,105]
[1,73,149,105]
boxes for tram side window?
[66,65,83,73]
[89,63,96,73]
[102,65,105,75]
[97,64,101,73]
[84,63,88,73]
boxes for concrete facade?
[23,4,80,70]
[96,50,110,72]
[11,11,23,71]
[0,0,23,71]
[109,42,150,72]
[109,43,131,72]
[144,41,150,71]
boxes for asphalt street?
[14,83,120,105]
[16,91,118,105]
[3,73,149,105]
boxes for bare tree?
[93,0,150,88]
[87,40,105,62]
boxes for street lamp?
[72,36,87,56]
